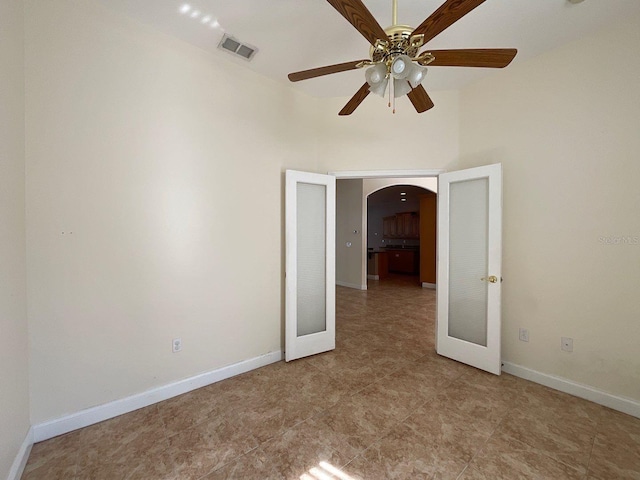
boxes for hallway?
[22,279,640,479]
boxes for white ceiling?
[95,0,640,98]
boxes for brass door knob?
[481,275,499,283]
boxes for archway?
[366,183,436,287]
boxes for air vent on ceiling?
[218,34,258,61]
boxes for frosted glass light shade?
[394,78,412,98]
[366,63,389,97]
[369,78,388,97]
[409,65,428,88]
[391,55,412,79]
[365,64,387,86]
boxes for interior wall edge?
[6,427,33,480]
[335,281,367,291]
[502,361,640,419]
[32,350,283,443]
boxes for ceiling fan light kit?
[288,0,518,116]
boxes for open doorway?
[334,174,439,291]
[287,167,502,374]
[366,183,436,288]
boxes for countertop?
[368,246,419,254]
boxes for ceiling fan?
[288,0,517,115]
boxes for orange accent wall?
[419,193,437,284]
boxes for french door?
[285,170,336,361]
[437,164,503,374]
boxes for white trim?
[421,282,436,289]
[329,169,444,179]
[336,281,367,290]
[7,427,33,480]
[367,275,379,280]
[502,361,640,419]
[32,350,283,443]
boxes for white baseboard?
[367,275,379,280]
[32,350,283,443]
[502,361,640,419]
[422,282,436,289]
[336,281,367,290]
[8,426,33,480]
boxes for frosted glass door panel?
[448,178,489,346]
[285,169,335,362]
[296,183,327,337]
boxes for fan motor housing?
[370,25,421,63]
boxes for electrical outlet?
[172,338,182,353]
[561,337,573,352]
[519,328,529,342]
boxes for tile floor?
[22,275,640,479]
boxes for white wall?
[0,0,30,476]
[336,179,365,289]
[317,91,460,173]
[25,0,320,424]
[459,15,640,401]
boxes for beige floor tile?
[343,423,468,480]
[227,395,324,443]
[403,404,495,463]
[76,405,170,471]
[493,411,595,475]
[21,460,78,480]
[425,381,512,432]
[250,418,359,480]
[77,448,177,480]
[304,351,381,394]
[168,415,259,478]
[587,409,640,479]
[460,434,584,480]
[158,386,236,438]
[203,448,281,480]
[22,431,81,479]
[512,381,606,431]
[311,394,398,454]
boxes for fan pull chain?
[393,81,396,114]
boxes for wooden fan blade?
[288,60,368,82]
[407,85,435,113]
[326,0,388,47]
[428,49,517,68]
[339,83,371,116]
[412,0,486,44]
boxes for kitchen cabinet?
[383,212,419,239]
[383,216,397,237]
[387,249,419,274]
[367,251,389,279]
